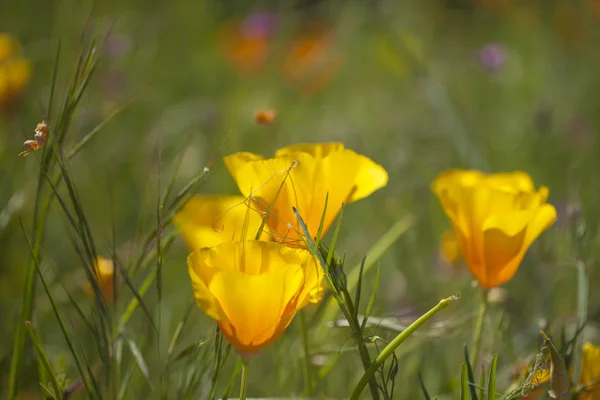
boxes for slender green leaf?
[487,354,498,400]
[24,322,62,399]
[460,363,469,400]
[463,346,478,400]
[418,372,432,400]
[124,334,153,390]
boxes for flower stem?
[471,289,489,368]
[239,359,248,400]
[299,311,313,397]
[350,296,457,400]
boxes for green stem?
[239,360,248,400]
[471,289,489,368]
[341,290,380,400]
[350,296,457,400]
[299,311,314,397]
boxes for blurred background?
[1,0,600,398]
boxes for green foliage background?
[1,0,599,398]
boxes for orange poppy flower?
[432,170,556,288]
[188,240,323,353]
[283,23,343,95]
[217,13,277,76]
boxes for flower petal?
[187,249,226,321]
[274,142,345,158]
[174,195,264,251]
[209,266,303,353]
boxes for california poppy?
[188,240,323,353]
[432,170,556,288]
[217,13,277,76]
[283,23,343,95]
[224,143,388,248]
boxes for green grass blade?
[418,372,432,400]
[124,334,153,391]
[572,261,588,386]
[361,265,381,333]
[478,365,486,400]
[487,354,498,400]
[460,363,469,400]
[24,322,62,399]
[353,256,367,322]
[320,215,414,326]
[313,193,329,250]
[464,346,477,400]
[66,102,129,160]
[463,346,479,400]
[18,218,96,398]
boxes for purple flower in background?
[240,12,278,39]
[479,43,506,72]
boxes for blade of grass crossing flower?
[487,354,498,400]
[463,346,479,400]
[326,205,344,269]
[313,193,329,250]
[24,322,62,399]
[18,218,97,399]
[460,363,469,400]
[572,261,588,386]
[350,296,458,400]
[540,331,570,399]
[418,372,432,400]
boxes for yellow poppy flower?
[580,342,600,399]
[517,343,600,400]
[0,33,31,113]
[224,143,388,248]
[188,240,323,353]
[174,195,265,251]
[432,170,556,288]
[85,256,115,301]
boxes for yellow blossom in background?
[188,240,323,353]
[174,195,266,252]
[224,143,388,248]
[517,343,600,400]
[580,342,600,400]
[432,170,556,288]
[85,256,115,301]
[0,33,31,114]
